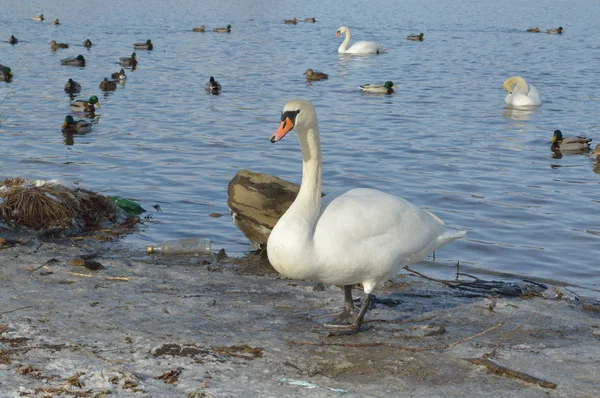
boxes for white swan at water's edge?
[336,26,387,55]
[503,76,541,107]
[267,99,466,335]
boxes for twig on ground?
[403,266,457,287]
[67,271,129,281]
[485,311,536,358]
[467,358,557,389]
[0,305,34,315]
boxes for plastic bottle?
[147,238,212,254]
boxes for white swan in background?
[336,26,387,54]
[503,76,541,106]
[267,100,466,335]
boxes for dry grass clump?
[0,177,118,231]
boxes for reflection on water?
[503,106,539,121]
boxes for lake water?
[1,0,599,297]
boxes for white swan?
[503,76,541,106]
[267,100,466,335]
[336,26,387,55]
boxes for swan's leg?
[314,285,356,325]
[325,292,372,336]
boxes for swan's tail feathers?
[436,230,467,248]
[377,47,388,54]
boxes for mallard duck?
[31,14,44,21]
[193,25,206,32]
[70,95,100,112]
[526,27,540,32]
[119,53,137,67]
[546,26,563,34]
[360,81,396,94]
[407,33,424,41]
[9,35,18,45]
[50,40,69,49]
[64,78,81,93]
[590,144,600,161]
[83,38,92,48]
[133,39,153,50]
[304,17,316,23]
[503,76,541,106]
[99,78,117,91]
[62,115,92,134]
[52,19,60,25]
[61,55,85,66]
[213,25,231,33]
[205,76,221,93]
[284,18,297,24]
[304,69,328,81]
[0,65,13,82]
[111,68,127,80]
[551,130,592,152]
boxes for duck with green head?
[360,81,396,94]
[52,19,60,25]
[546,26,563,34]
[119,52,137,68]
[9,35,18,44]
[133,39,153,50]
[64,78,81,93]
[205,76,222,94]
[0,66,13,82]
[61,54,85,66]
[70,95,100,112]
[407,33,424,41]
[62,115,92,134]
[213,24,231,33]
[83,38,92,48]
[32,14,44,21]
[551,130,592,152]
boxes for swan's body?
[119,53,137,68]
[50,40,68,49]
[62,115,92,134]
[70,95,100,112]
[111,69,127,80]
[304,69,328,81]
[267,100,465,334]
[83,39,92,48]
[360,81,396,94]
[503,76,541,106]
[205,76,221,93]
[551,130,592,152]
[133,39,153,50]
[64,78,81,93]
[336,26,387,55]
[61,55,85,66]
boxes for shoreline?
[1,236,599,397]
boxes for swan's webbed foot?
[324,292,372,336]
[313,285,357,325]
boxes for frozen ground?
[1,235,599,397]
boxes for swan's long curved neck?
[288,125,323,235]
[338,30,351,53]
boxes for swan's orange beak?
[270,117,294,143]
[336,31,341,38]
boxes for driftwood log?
[227,170,301,247]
